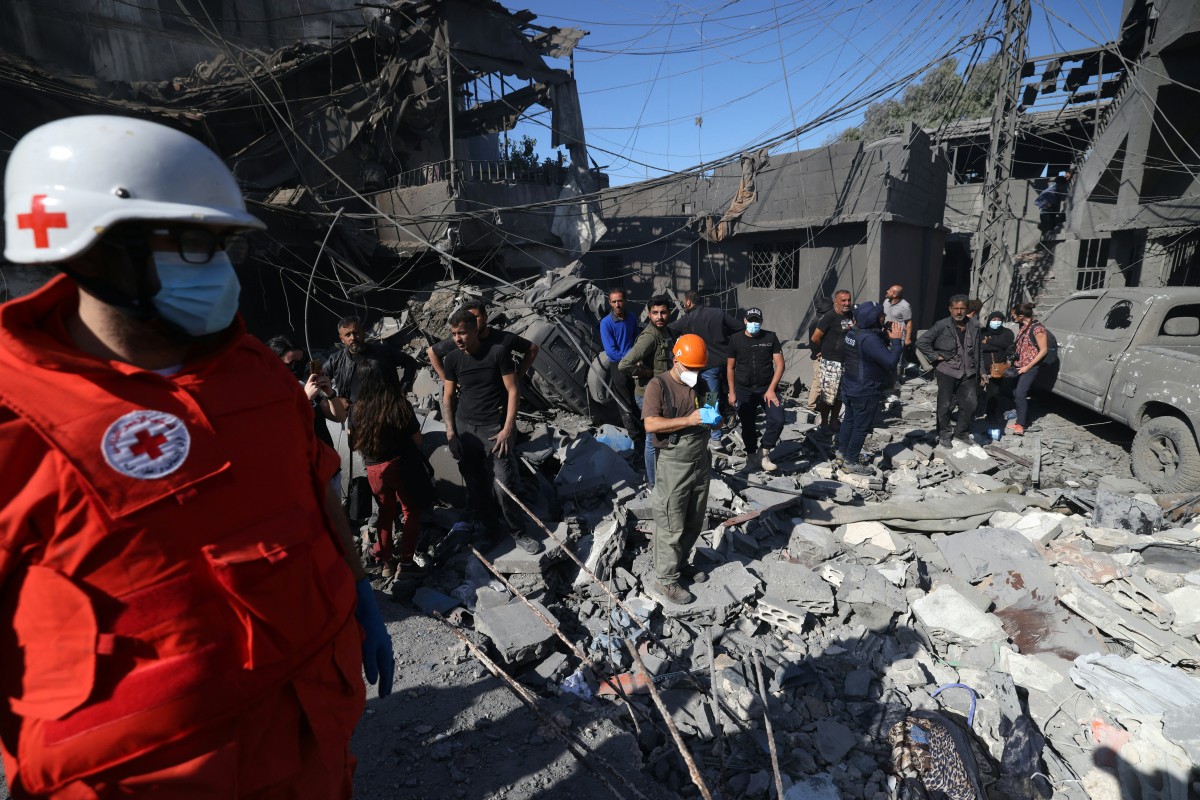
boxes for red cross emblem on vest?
[17,194,68,249]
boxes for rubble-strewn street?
[342,305,1200,799]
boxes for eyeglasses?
[115,226,252,266]
[174,228,250,266]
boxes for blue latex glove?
[355,577,394,697]
[699,405,722,427]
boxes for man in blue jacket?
[600,287,643,454]
[839,302,905,475]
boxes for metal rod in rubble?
[493,478,674,655]
[434,612,651,800]
[752,652,785,800]
[624,639,714,800]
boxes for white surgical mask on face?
[989,320,1003,330]
[152,251,240,336]
[746,322,762,335]
[679,368,699,387]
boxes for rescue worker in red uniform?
[0,116,394,798]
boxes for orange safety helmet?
[672,334,708,369]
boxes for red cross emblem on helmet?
[16,195,68,249]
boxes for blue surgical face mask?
[746,321,762,335]
[988,320,1003,330]
[152,251,240,336]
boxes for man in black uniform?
[442,308,541,554]
[726,307,785,473]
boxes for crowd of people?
[0,114,1064,795]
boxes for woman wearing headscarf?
[351,357,433,577]
[1009,303,1051,436]
[979,311,1016,437]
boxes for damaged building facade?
[944,0,1200,313]
[578,127,949,339]
[0,0,602,342]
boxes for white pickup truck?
[1039,288,1200,491]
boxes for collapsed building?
[943,0,1200,313]
[0,0,604,343]
[575,129,949,338]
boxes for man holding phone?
[838,302,905,474]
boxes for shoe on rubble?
[760,448,778,472]
[381,561,396,578]
[654,581,695,605]
[938,436,952,449]
[681,564,708,585]
[1009,423,1025,436]
[513,534,542,554]
[394,560,428,579]
[841,462,873,476]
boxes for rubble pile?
[383,296,1199,797]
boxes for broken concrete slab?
[490,522,567,574]
[474,599,559,666]
[1056,568,1200,665]
[911,584,1008,647]
[841,520,899,553]
[783,774,840,800]
[555,435,639,498]
[572,514,627,589]
[659,561,762,623]
[785,521,842,565]
[812,718,857,762]
[1163,585,1200,637]
[763,560,836,615]
[989,509,1068,544]
[939,441,1000,474]
[412,587,462,616]
[1093,486,1163,536]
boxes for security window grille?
[748,243,800,290]
[1076,238,1110,291]
[602,255,623,281]
[1167,234,1200,286]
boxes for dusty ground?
[0,390,1152,800]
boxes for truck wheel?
[1131,416,1200,492]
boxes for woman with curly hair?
[351,357,432,577]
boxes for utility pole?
[971,0,1030,310]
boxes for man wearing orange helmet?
[641,333,723,605]
[0,116,388,798]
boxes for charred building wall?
[581,125,948,339]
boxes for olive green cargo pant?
[652,432,710,583]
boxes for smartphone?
[309,358,322,375]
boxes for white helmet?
[4,115,265,264]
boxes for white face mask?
[679,368,699,387]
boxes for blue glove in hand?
[699,405,722,427]
[355,577,394,697]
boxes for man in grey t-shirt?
[882,285,913,386]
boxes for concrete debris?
[473,599,560,666]
[387,331,1200,800]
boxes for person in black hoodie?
[979,311,1016,434]
[839,302,905,474]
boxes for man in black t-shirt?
[809,289,853,431]
[726,307,785,473]
[427,300,538,381]
[442,308,541,554]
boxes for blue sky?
[508,0,1126,185]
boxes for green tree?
[840,55,1002,143]
[501,135,558,173]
